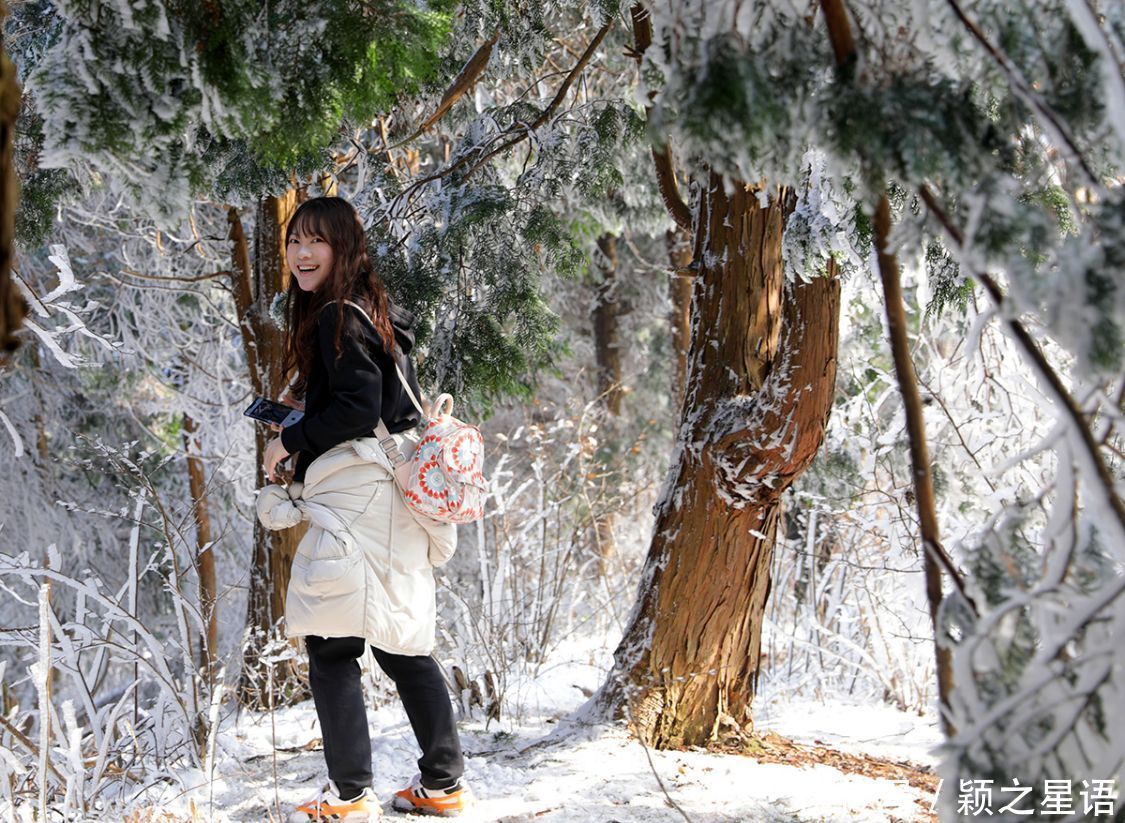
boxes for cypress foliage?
[18,0,455,213]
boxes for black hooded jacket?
[280,300,423,482]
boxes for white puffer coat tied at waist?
[256,435,457,656]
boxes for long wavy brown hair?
[282,197,396,400]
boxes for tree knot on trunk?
[695,381,803,509]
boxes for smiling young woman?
[286,229,335,294]
[256,196,471,821]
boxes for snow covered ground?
[135,637,942,822]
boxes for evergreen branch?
[919,184,1125,542]
[383,32,500,152]
[942,0,1104,193]
[457,21,614,181]
[390,20,615,205]
[950,580,1125,751]
[630,4,691,232]
[1064,0,1125,154]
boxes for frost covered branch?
[388,20,615,211]
[918,184,1125,546]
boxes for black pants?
[305,635,464,799]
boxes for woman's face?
[287,230,335,293]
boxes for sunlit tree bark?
[600,175,840,747]
[234,191,310,708]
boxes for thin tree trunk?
[235,191,310,708]
[0,0,25,364]
[599,176,840,747]
[28,347,50,464]
[36,583,51,816]
[591,233,624,571]
[873,194,955,735]
[592,233,624,415]
[182,414,218,680]
[254,190,304,633]
[666,227,693,404]
[227,207,260,394]
[817,0,958,736]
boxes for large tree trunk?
[598,175,840,748]
[0,1,25,365]
[235,191,310,708]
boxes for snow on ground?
[755,696,943,769]
[142,636,937,822]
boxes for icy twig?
[36,583,50,819]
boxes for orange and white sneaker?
[288,781,377,821]
[391,774,471,816]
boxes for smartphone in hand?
[243,397,305,428]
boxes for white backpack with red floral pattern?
[377,384,486,524]
[347,302,487,524]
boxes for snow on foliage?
[3,0,1123,819]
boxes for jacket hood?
[389,301,417,356]
[323,298,417,355]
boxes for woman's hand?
[269,393,306,433]
[263,436,291,484]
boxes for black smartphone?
[243,397,305,428]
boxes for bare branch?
[385,32,500,152]
[631,4,692,232]
[119,267,232,284]
[390,20,615,205]
[0,711,66,784]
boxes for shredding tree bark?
[600,175,840,746]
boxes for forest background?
[0,0,1123,821]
